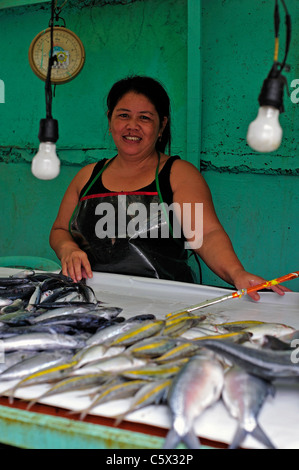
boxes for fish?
[26,284,42,312]
[218,320,265,332]
[0,309,34,325]
[1,331,85,352]
[155,342,201,363]
[163,314,206,337]
[192,331,252,343]
[198,339,299,381]
[77,379,148,420]
[222,366,276,449]
[0,284,36,301]
[26,373,110,410]
[0,299,25,314]
[71,353,146,376]
[29,313,111,333]
[120,358,189,381]
[0,350,74,381]
[241,323,296,342]
[126,336,178,358]
[6,358,80,402]
[29,305,101,323]
[85,315,158,347]
[109,320,165,347]
[72,344,126,368]
[0,350,37,374]
[163,353,224,449]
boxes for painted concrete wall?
[199,0,299,290]
[0,0,298,291]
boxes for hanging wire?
[45,0,55,119]
[273,0,291,73]
[273,0,280,62]
[279,0,291,72]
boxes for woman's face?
[108,91,167,159]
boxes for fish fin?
[163,428,182,449]
[251,424,276,449]
[229,424,276,449]
[182,430,201,449]
[229,426,248,449]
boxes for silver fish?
[73,344,126,368]
[0,350,73,381]
[30,305,98,323]
[0,350,37,374]
[86,316,155,346]
[163,354,224,449]
[71,353,146,376]
[1,332,84,352]
[222,366,276,449]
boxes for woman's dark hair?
[107,75,171,154]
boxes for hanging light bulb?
[32,118,60,180]
[247,64,285,152]
[246,0,291,153]
[31,0,61,180]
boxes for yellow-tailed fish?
[219,320,265,332]
[163,316,199,337]
[71,353,146,376]
[126,336,177,358]
[26,373,109,410]
[191,331,252,343]
[120,358,189,381]
[163,354,224,449]
[77,379,147,420]
[7,359,78,403]
[109,320,165,347]
[114,378,172,426]
[72,344,126,368]
[155,342,201,363]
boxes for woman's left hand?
[233,270,292,301]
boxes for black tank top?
[79,155,180,204]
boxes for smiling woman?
[49,75,289,301]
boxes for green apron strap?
[68,157,115,232]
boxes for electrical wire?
[45,0,55,119]
[273,0,291,73]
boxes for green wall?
[0,0,298,291]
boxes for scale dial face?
[28,27,85,84]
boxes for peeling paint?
[200,159,299,176]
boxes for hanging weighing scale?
[28,25,85,84]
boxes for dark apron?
[69,156,194,283]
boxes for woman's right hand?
[60,247,93,283]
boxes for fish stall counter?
[0,268,298,450]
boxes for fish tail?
[163,428,201,449]
[182,430,201,449]
[251,424,276,449]
[163,428,182,449]
[229,424,276,449]
[229,426,248,449]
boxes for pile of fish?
[0,269,299,450]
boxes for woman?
[50,75,287,300]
